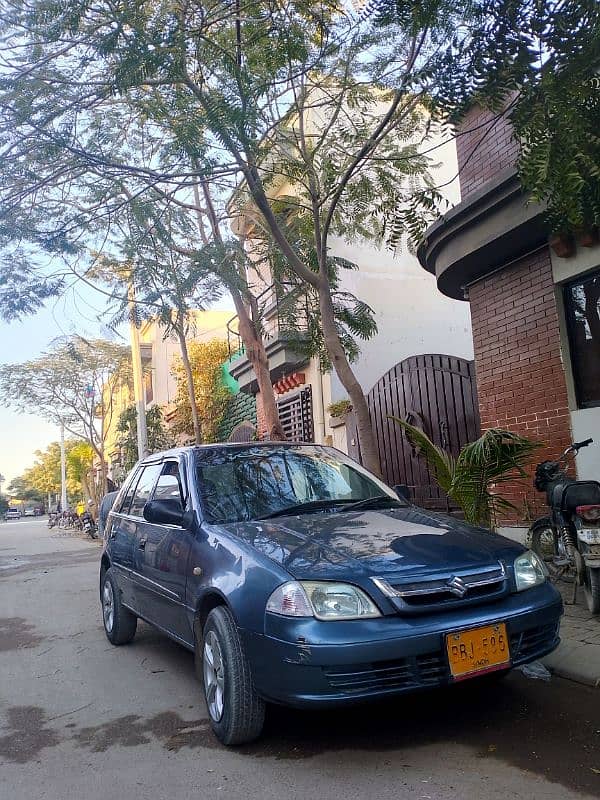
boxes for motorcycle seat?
[551,480,600,511]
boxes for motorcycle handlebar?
[573,438,594,450]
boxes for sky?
[0,281,118,490]
[0,277,235,492]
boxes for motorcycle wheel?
[530,518,576,583]
[583,567,600,614]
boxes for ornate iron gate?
[347,354,480,510]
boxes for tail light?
[576,505,600,523]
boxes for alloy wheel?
[203,630,225,722]
[102,580,114,633]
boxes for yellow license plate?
[446,623,510,680]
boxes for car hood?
[216,506,524,580]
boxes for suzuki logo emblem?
[447,576,468,597]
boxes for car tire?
[101,568,137,645]
[584,567,600,614]
[201,606,265,746]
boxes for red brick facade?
[456,105,519,200]
[469,248,572,521]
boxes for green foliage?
[370,0,600,236]
[171,339,232,444]
[13,439,94,505]
[327,399,353,418]
[116,405,174,471]
[391,418,541,527]
[0,336,132,462]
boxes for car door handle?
[138,538,147,550]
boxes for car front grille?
[373,563,507,614]
[510,622,560,663]
[323,653,447,694]
[322,620,559,695]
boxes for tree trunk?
[233,294,286,441]
[317,287,382,477]
[176,325,202,445]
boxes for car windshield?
[196,445,403,524]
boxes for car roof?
[140,441,325,464]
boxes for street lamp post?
[59,422,67,511]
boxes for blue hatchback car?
[100,443,563,744]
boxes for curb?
[542,639,600,688]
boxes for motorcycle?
[80,510,98,539]
[47,512,58,529]
[530,438,600,613]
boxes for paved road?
[1,519,600,800]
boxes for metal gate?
[277,386,314,442]
[347,354,480,510]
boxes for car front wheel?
[201,606,265,745]
[101,568,137,645]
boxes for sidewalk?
[542,581,600,688]
[497,526,600,687]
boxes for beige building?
[104,310,233,478]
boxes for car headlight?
[514,550,547,591]
[266,581,381,620]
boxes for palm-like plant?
[390,419,542,528]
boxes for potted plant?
[327,399,353,428]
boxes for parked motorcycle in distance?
[80,510,98,539]
[530,438,600,613]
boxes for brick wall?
[469,247,572,522]
[456,104,519,200]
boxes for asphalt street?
[1,518,600,800]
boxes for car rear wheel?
[201,606,265,746]
[101,568,137,645]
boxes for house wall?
[468,247,573,520]
[551,242,600,480]
[456,104,519,200]
[140,310,233,408]
[327,133,474,403]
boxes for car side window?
[128,464,163,518]
[153,461,185,509]
[114,468,143,515]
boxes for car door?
[105,466,145,608]
[134,459,194,645]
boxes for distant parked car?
[24,508,36,517]
[100,443,564,746]
[5,508,22,520]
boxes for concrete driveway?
[1,519,599,800]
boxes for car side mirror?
[393,484,412,503]
[143,499,193,529]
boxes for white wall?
[551,243,600,480]
[326,135,473,400]
[142,311,233,408]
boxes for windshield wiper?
[341,495,405,512]
[256,499,350,520]
[256,495,404,520]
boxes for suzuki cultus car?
[100,444,563,744]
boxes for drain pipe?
[314,364,327,444]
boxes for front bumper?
[241,582,563,707]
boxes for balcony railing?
[226,281,311,360]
